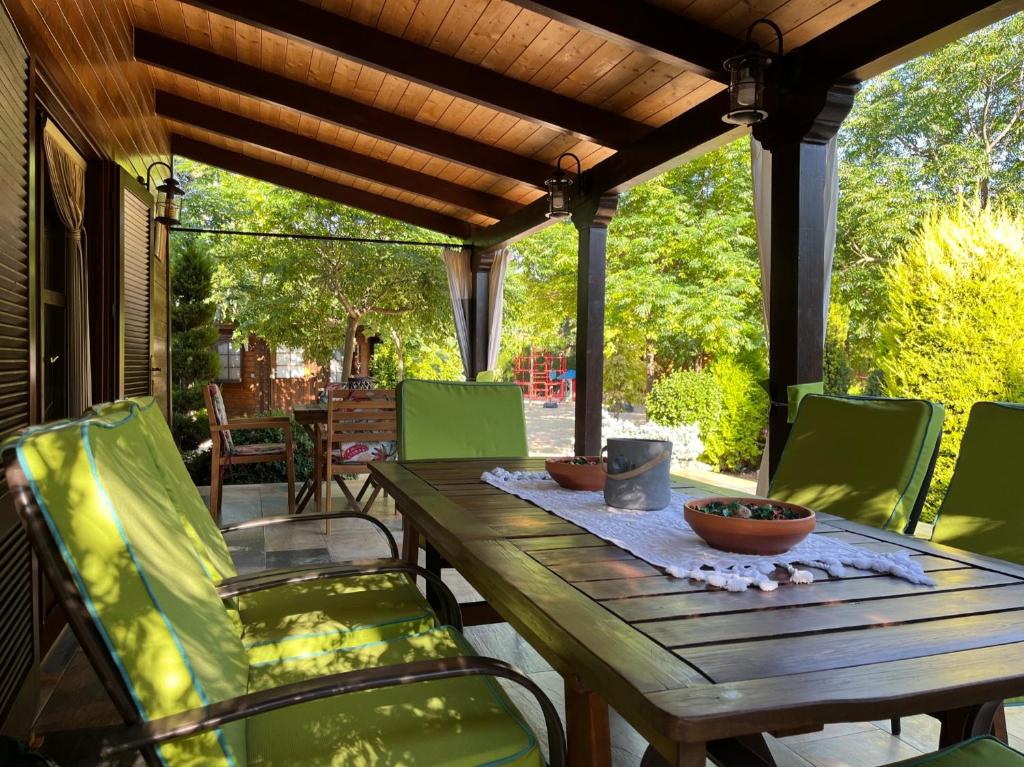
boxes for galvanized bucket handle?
[599,446,671,481]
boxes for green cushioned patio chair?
[90,397,443,664]
[887,736,1024,766]
[931,402,1024,564]
[396,378,529,461]
[395,379,529,614]
[769,394,944,534]
[3,409,564,766]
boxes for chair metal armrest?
[219,512,399,558]
[216,559,463,630]
[102,655,566,766]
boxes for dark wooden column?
[573,194,619,456]
[468,246,494,380]
[755,82,857,474]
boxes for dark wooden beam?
[171,135,474,239]
[135,29,552,188]
[178,0,649,149]
[798,0,1024,84]
[574,194,618,456]
[762,83,857,475]
[505,0,735,83]
[472,92,739,249]
[155,91,517,221]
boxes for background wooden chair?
[322,388,397,529]
[204,383,295,520]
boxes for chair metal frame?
[2,441,566,767]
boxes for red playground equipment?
[513,348,575,404]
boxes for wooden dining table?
[292,402,328,513]
[369,456,1024,767]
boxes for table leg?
[565,675,611,767]
[401,515,420,566]
[937,700,1004,748]
[294,422,319,514]
[641,743,706,767]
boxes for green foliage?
[646,367,723,432]
[170,239,219,450]
[705,357,768,473]
[824,301,853,396]
[877,206,1024,519]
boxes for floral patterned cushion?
[207,384,234,453]
[331,441,398,464]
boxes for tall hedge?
[877,207,1024,519]
[171,239,220,450]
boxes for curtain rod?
[169,225,462,248]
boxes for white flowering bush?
[601,410,704,467]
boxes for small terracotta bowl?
[545,457,606,491]
[683,496,816,555]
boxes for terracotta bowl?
[545,457,606,491]
[683,496,816,555]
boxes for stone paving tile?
[265,547,332,568]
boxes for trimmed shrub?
[646,368,724,432]
[877,206,1024,519]
[706,358,768,472]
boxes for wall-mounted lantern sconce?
[545,152,581,220]
[138,161,186,226]
[722,18,784,126]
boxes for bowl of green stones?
[545,456,607,491]
[684,497,816,555]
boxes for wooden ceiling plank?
[171,134,473,238]
[503,0,737,83]
[175,0,649,147]
[135,28,553,187]
[157,90,519,218]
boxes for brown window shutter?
[0,5,32,729]
[121,184,151,398]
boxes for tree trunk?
[391,329,405,381]
[978,176,990,209]
[342,315,359,382]
[645,342,657,393]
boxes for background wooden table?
[370,458,1024,767]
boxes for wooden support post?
[565,675,611,767]
[469,246,497,380]
[755,82,857,475]
[573,194,619,456]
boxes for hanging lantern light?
[545,152,580,220]
[139,160,186,226]
[722,18,784,126]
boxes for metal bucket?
[602,438,672,511]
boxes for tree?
[877,206,1024,518]
[177,160,453,381]
[170,238,219,449]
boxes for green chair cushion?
[888,736,1024,766]
[769,394,944,532]
[246,626,542,767]
[397,379,529,461]
[14,411,249,766]
[932,402,1024,564]
[238,574,437,665]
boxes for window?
[329,349,346,383]
[216,339,241,382]
[275,347,305,379]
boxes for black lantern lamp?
[722,18,784,126]
[139,161,185,226]
[545,152,581,220]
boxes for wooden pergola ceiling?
[127,0,1016,242]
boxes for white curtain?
[442,247,472,379]
[751,135,840,493]
[43,120,92,416]
[486,248,510,371]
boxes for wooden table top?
[370,457,1024,754]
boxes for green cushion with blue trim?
[932,402,1024,564]
[887,736,1024,766]
[106,397,440,662]
[246,626,543,767]
[14,410,249,766]
[769,395,944,532]
[237,574,437,665]
[397,379,528,461]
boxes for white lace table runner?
[483,468,936,592]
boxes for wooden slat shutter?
[0,5,33,728]
[121,181,151,398]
